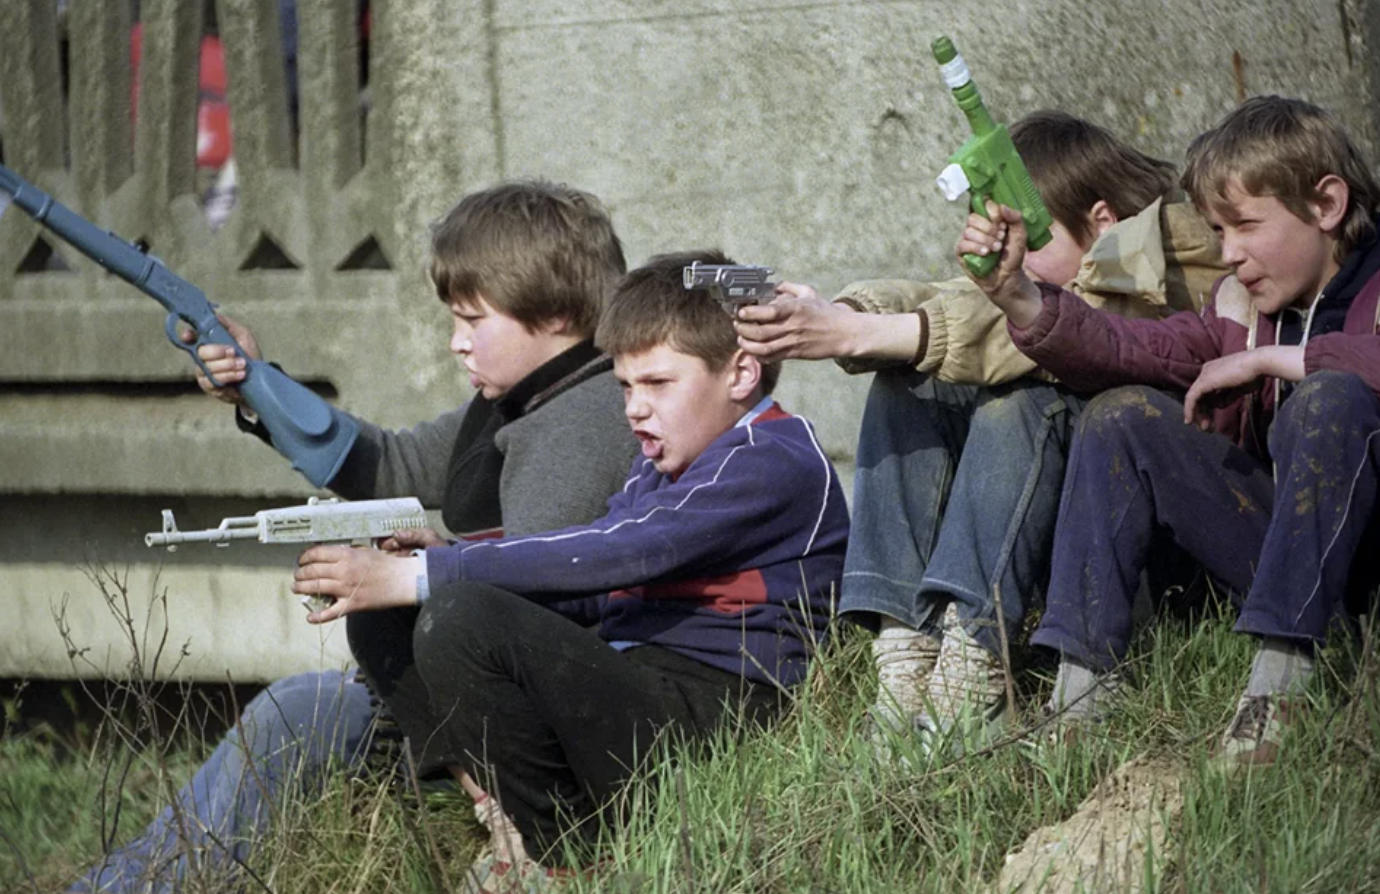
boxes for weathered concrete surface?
[3,0,1378,680]
[0,495,356,680]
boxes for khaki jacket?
[832,200,1224,383]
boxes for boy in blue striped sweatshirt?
[292,250,850,870]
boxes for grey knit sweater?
[330,350,638,537]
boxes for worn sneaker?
[1213,692,1298,771]
[915,602,1008,756]
[474,792,533,866]
[870,618,942,733]
[463,850,579,894]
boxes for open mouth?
[635,430,663,460]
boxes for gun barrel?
[145,517,261,548]
[0,163,170,286]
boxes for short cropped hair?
[1181,96,1380,261]
[1013,110,1178,246]
[596,250,781,395]
[429,181,626,336]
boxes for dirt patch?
[995,755,1183,894]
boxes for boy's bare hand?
[735,283,858,361]
[378,527,449,555]
[1184,346,1305,428]
[177,313,262,406]
[293,545,423,623]
[957,201,1044,328]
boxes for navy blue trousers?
[1032,372,1380,671]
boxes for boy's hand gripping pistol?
[146,497,428,612]
[683,262,778,314]
[931,36,1054,278]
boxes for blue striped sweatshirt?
[423,402,849,687]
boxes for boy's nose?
[624,393,650,422]
[450,330,471,354]
[1219,234,1246,268]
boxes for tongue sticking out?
[638,433,663,460]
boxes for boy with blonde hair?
[960,96,1380,765]
[294,250,849,875]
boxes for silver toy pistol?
[683,262,778,314]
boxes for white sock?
[1049,658,1118,723]
[1245,637,1314,697]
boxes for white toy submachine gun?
[146,497,428,611]
[146,497,427,550]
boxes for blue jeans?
[841,370,1085,655]
[1032,374,1380,671]
[70,669,375,893]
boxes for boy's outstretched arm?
[734,283,921,363]
[957,201,1044,329]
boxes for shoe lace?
[1224,695,1273,743]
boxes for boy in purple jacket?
[291,250,849,868]
[958,96,1380,767]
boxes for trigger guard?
[165,312,228,389]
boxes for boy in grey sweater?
[72,181,640,894]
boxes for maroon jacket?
[1009,257,1380,459]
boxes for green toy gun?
[931,36,1053,278]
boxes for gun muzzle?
[145,510,260,550]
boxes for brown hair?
[1012,110,1178,245]
[596,250,781,394]
[428,181,626,336]
[1181,96,1379,261]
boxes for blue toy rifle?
[0,162,358,487]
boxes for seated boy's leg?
[70,669,374,894]
[410,582,780,865]
[840,370,977,724]
[915,379,1084,739]
[1218,373,1380,764]
[1237,371,1380,646]
[922,379,1084,646]
[841,370,979,627]
[346,606,454,772]
[1034,386,1273,678]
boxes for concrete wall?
[3,0,1378,681]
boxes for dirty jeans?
[840,370,1085,655]
[1032,373,1380,670]
[70,669,374,894]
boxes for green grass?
[5,604,1380,893]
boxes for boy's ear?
[1089,200,1119,238]
[1311,174,1350,234]
[726,348,763,402]
[537,314,576,336]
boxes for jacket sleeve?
[831,279,950,375]
[1304,333,1380,396]
[327,406,468,505]
[1011,285,1226,394]
[424,428,835,599]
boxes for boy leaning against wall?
[960,96,1380,767]
[292,250,850,886]
[735,111,1222,752]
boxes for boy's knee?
[1281,371,1373,423]
[412,582,511,666]
[1080,386,1175,440]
